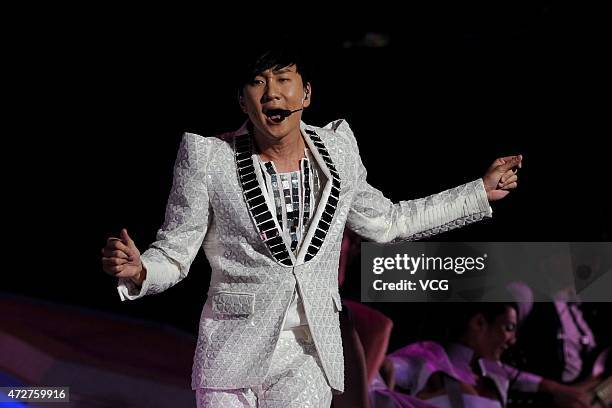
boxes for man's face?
[240,64,311,142]
[476,306,518,360]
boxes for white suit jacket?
[117,119,492,392]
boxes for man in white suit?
[101,46,522,407]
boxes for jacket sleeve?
[330,120,493,243]
[117,132,213,300]
[502,364,543,393]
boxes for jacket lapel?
[234,131,295,267]
[296,124,341,263]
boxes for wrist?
[130,263,146,287]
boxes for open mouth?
[263,108,290,123]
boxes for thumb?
[120,228,134,245]
[488,189,510,202]
[496,155,522,173]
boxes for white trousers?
[195,326,332,408]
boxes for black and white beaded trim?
[235,128,340,265]
[303,129,341,262]
[235,134,292,266]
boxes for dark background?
[7,5,610,352]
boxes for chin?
[479,349,499,361]
[267,127,291,140]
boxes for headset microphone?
[266,90,308,121]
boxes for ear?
[469,313,487,333]
[303,82,312,108]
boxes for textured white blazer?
[117,119,492,392]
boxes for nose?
[262,81,281,103]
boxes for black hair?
[236,39,311,95]
[447,302,519,340]
[419,302,519,342]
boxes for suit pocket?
[330,291,343,312]
[211,291,255,320]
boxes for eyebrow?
[253,67,296,79]
[273,68,293,74]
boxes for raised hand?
[482,155,523,202]
[101,228,145,285]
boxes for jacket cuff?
[116,256,153,301]
[473,178,493,218]
[515,371,543,393]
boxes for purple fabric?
[386,342,541,406]
[388,341,475,394]
[370,388,437,408]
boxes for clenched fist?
[101,228,146,286]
